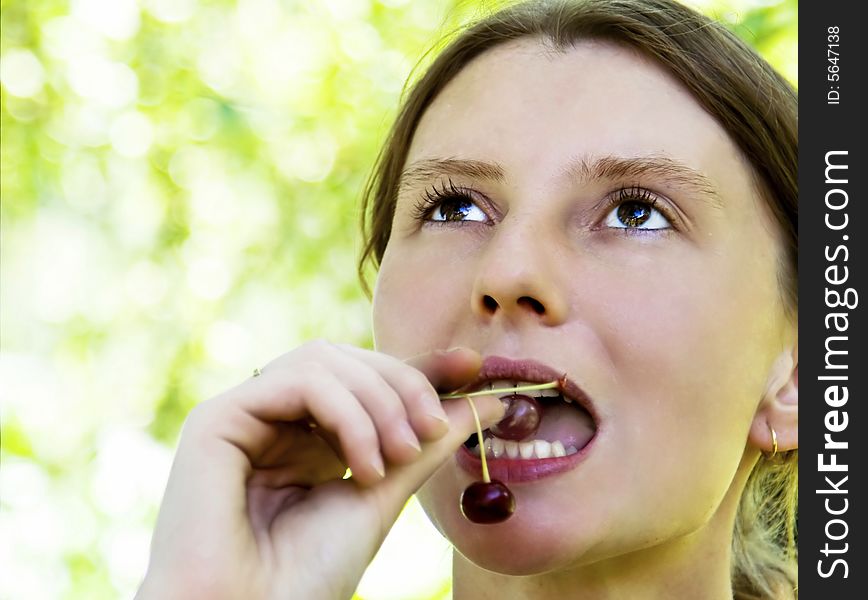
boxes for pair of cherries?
[462,392,544,523]
[440,382,560,524]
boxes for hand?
[137,342,504,600]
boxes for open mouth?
[453,356,599,482]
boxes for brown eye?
[432,196,486,222]
[616,202,652,227]
[604,193,671,231]
[413,179,490,225]
[434,198,475,221]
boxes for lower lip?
[456,437,596,483]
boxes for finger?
[365,393,506,522]
[337,345,471,442]
[252,343,424,465]
[313,348,424,466]
[246,422,347,488]
[403,347,483,393]
[234,364,386,486]
[402,347,483,438]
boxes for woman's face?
[372,39,794,573]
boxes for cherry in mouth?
[489,393,541,441]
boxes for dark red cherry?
[489,394,541,441]
[460,480,515,524]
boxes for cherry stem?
[446,380,564,485]
[439,380,560,400]
[464,395,490,483]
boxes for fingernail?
[436,347,463,357]
[425,404,450,426]
[398,421,422,452]
[423,390,449,421]
[370,454,385,479]
[480,416,498,429]
[429,412,450,426]
[477,396,506,429]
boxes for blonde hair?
[733,451,798,599]
[358,1,798,596]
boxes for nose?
[470,221,569,327]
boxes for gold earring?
[766,424,778,459]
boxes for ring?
[769,425,778,458]
[765,423,778,459]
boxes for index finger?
[337,345,482,441]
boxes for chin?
[455,532,576,576]
[418,476,599,576]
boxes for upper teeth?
[483,379,570,401]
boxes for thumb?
[369,393,505,519]
[404,347,482,393]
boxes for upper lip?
[459,355,599,424]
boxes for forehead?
[407,38,751,195]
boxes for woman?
[138,0,798,598]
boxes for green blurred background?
[0,0,796,598]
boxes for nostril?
[518,296,545,314]
[482,295,546,315]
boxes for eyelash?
[599,184,677,235]
[410,179,677,234]
[410,179,487,224]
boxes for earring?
[765,423,778,459]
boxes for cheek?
[601,226,783,398]
[599,237,783,510]
[372,243,464,354]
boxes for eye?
[430,196,487,222]
[412,179,489,224]
[603,186,672,231]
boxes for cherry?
[460,480,515,524]
[489,394,541,440]
[449,385,557,525]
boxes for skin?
[372,39,798,599]
[139,343,506,600]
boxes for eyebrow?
[398,154,723,209]
[398,157,506,190]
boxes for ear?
[749,343,798,454]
